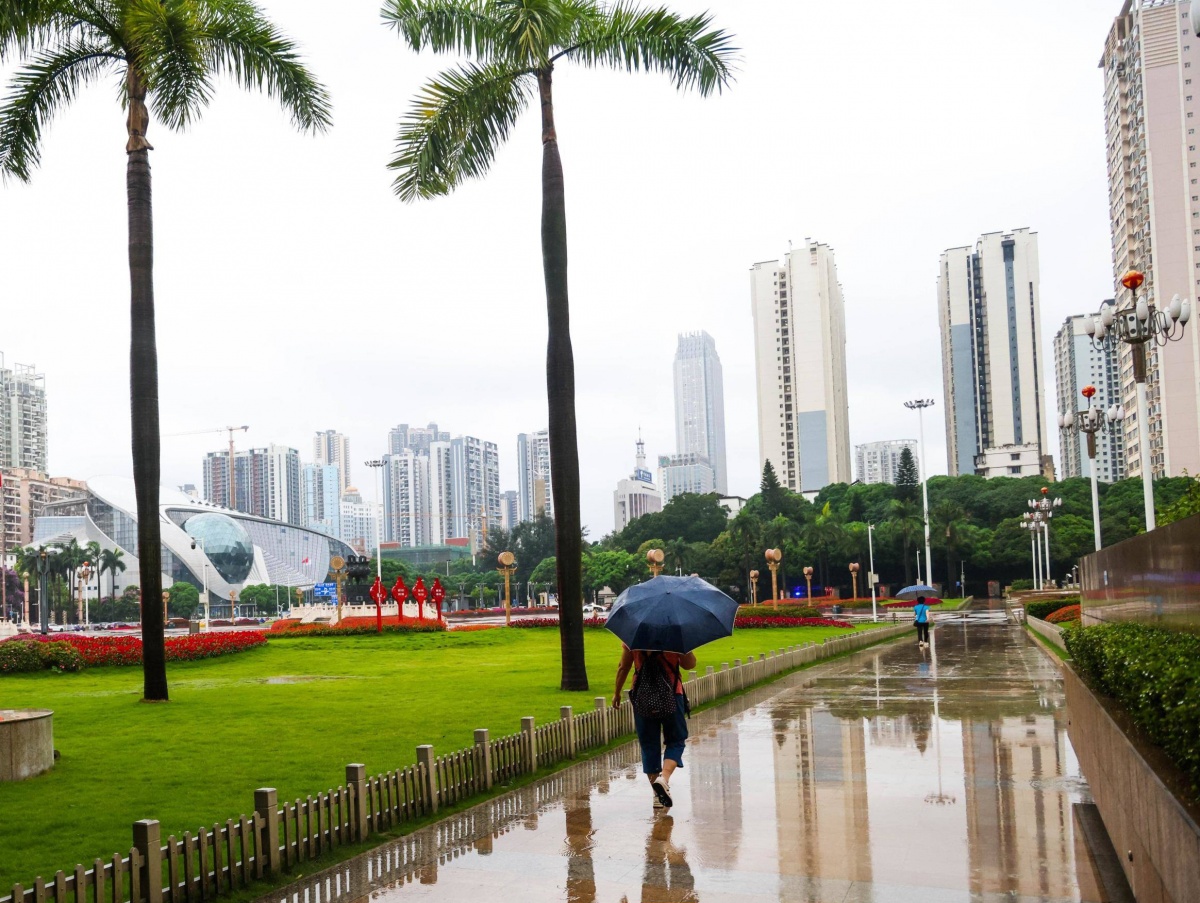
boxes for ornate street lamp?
[803,565,814,603]
[78,561,93,628]
[497,551,517,627]
[1022,488,1060,588]
[1058,384,1122,551]
[849,562,860,602]
[749,569,759,606]
[1084,270,1191,531]
[765,548,782,610]
[646,548,664,577]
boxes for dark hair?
[917,595,926,603]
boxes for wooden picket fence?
[3,624,910,903]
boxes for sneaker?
[651,776,673,808]
[653,796,665,809]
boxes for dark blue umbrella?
[896,584,937,601]
[605,575,738,653]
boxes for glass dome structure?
[183,513,255,585]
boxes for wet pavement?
[264,621,1105,903]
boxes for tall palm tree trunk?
[127,68,168,702]
[538,67,587,692]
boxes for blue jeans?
[634,695,688,774]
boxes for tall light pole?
[191,538,211,629]
[867,523,878,623]
[1084,271,1191,531]
[904,399,935,587]
[1023,489,1060,588]
[1058,384,1122,551]
[365,459,385,580]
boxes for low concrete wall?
[0,709,53,781]
[1064,666,1200,903]
[1026,615,1066,651]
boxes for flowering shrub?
[509,617,608,629]
[1046,604,1081,624]
[3,632,267,670]
[1026,599,1079,621]
[737,604,822,618]
[734,616,853,629]
[268,617,446,637]
[450,624,501,632]
[0,639,84,673]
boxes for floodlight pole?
[905,399,935,589]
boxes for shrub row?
[1026,598,1079,620]
[1045,605,1081,625]
[1065,623,1200,795]
[2,632,269,670]
[508,617,608,629]
[0,640,84,673]
[268,618,446,637]
[734,616,853,629]
[737,604,822,618]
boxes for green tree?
[1159,473,1200,526]
[166,582,199,618]
[1,0,331,700]
[760,460,785,518]
[930,500,967,593]
[98,548,127,602]
[583,549,640,596]
[888,499,924,587]
[895,447,919,502]
[385,0,735,691]
[802,503,845,590]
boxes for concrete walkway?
[263,623,1105,903]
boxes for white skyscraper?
[450,436,500,550]
[614,437,662,532]
[673,332,727,494]
[382,451,428,547]
[313,430,351,493]
[938,229,1050,479]
[1054,304,1125,483]
[658,453,716,504]
[389,423,450,456]
[427,440,454,545]
[750,241,852,494]
[1101,1,1200,480]
[854,441,918,486]
[517,429,553,523]
[0,355,47,472]
[339,487,378,556]
[302,463,341,538]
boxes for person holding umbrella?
[607,575,739,810]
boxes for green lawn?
[0,624,864,888]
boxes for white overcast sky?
[1,0,1117,536]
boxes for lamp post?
[867,523,878,623]
[36,547,57,635]
[849,562,860,604]
[765,548,782,610]
[1084,271,1191,531]
[191,538,211,629]
[1058,384,1122,551]
[497,551,517,627]
[803,565,813,604]
[329,555,347,623]
[749,569,759,606]
[904,399,935,587]
[1027,488,1061,587]
[646,548,664,577]
[78,561,93,628]
[1021,517,1043,589]
[364,459,385,579]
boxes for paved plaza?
[266,617,1105,903]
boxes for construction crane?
[163,426,249,506]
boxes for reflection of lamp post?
[803,566,813,603]
[78,561,93,628]
[925,629,956,806]
[497,551,517,627]
[765,548,782,610]
[749,569,759,606]
[646,548,664,577]
[849,562,859,602]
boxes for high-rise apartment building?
[673,332,728,494]
[339,487,378,556]
[1100,1,1200,479]
[382,451,429,547]
[427,441,454,545]
[517,430,553,523]
[449,436,500,551]
[657,453,716,504]
[389,423,450,457]
[614,438,662,531]
[302,463,341,539]
[854,440,918,486]
[0,467,85,547]
[313,430,351,493]
[938,229,1051,479]
[0,355,47,472]
[750,241,852,495]
[500,490,519,530]
[1054,304,1126,483]
[202,444,301,524]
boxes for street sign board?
[314,582,337,598]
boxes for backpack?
[631,652,681,719]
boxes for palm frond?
[381,0,501,59]
[191,0,331,133]
[389,60,534,202]
[562,2,737,96]
[126,0,210,129]
[0,36,119,180]
[492,0,576,65]
[1,0,73,59]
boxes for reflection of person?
[614,646,697,808]
[914,595,931,647]
[631,816,698,903]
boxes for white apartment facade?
[750,241,852,494]
[673,332,728,494]
[614,438,662,531]
[450,436,501,551]
[302,462,341,539]
[339,487,378,556]
[658,453,716,504]
[517,429,553,523]
[1100,0,1200,479]
[1053,305,1126,482]
[854,440,917,486]
[938,229,1051,479]
[383,451,429,547]
[0,355,47,473]
[202,444,302,524]
[313,430,351,493]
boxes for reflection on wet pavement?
[264,624,1104,903]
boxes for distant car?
[582,603,600,613]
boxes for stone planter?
[0,709,54,781]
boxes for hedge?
[0,640,84,674]
[1045,604,1081,625]
[1026,599,1078,621]
[1065,623,1200,795]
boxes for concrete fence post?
[254,788,281,876]
[561,706,576,758]
[594,697,609,744]
[132,820,162,903]
[521,717,537,773]
[704,665,714,704]
[416,745,438,814]
[474,729,493,791]
[346,764,368,840]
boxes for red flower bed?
[450,624,501,632]
[1046,604,1081,624]
[734,616,853,629]
[268,617,446,636]
[16,631,267,667]
[509,617,608,629]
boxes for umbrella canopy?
[896,584,938,601]
[605,575,738,653]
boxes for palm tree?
[385,0,736,691]
[802,503,844,589]
[99,547,127,606]
[931,501,967,596]
[663,537,690,575]
[1,1,330,699]
[889,499,924,587]
[763,515,800,597]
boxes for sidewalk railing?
[3,623,910,903]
